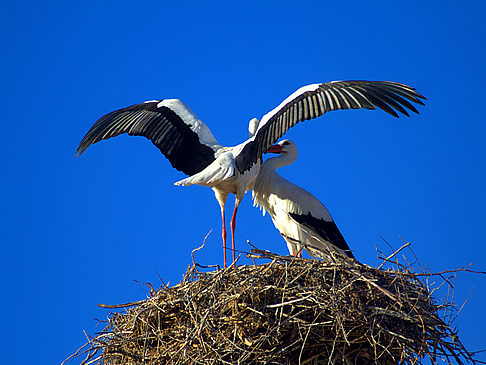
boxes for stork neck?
[263,152,297,172]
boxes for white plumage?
[253,140,355,260]
[77,81,424,266]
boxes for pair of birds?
[77,80,425,265]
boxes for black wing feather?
[76,101,216,176]
[289,212,354,259]
[236,80,426,173]
[353,86,399,118]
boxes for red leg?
[230,205,239,265]
[222,210,227,267]
[213,189,229,268]
[298,250,302,258]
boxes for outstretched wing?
[77,99,223,176]
[236,80,426,173]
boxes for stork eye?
[282,141,290,146]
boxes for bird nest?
[66,245,478,365]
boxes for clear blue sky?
[1,1,485,363]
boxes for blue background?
[1,1,485,363]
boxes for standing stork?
[253,140,354,261]
[76,80,424,266]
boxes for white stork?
[76,80,424,266]
[253,139,354,261]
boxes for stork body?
[77,81,424,266]
[253,140,354,260]
[175,141,261,266]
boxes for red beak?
[266,144,283,154]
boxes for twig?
[98,299,148,308]
[192,229,212,266]
[267,294,313,309]
[377,242,411,270]
[451,286,475,324]
[414,267,486,276]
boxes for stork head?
[266,139,297,155]
[248,118,260,138]
[265,139,298,167]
